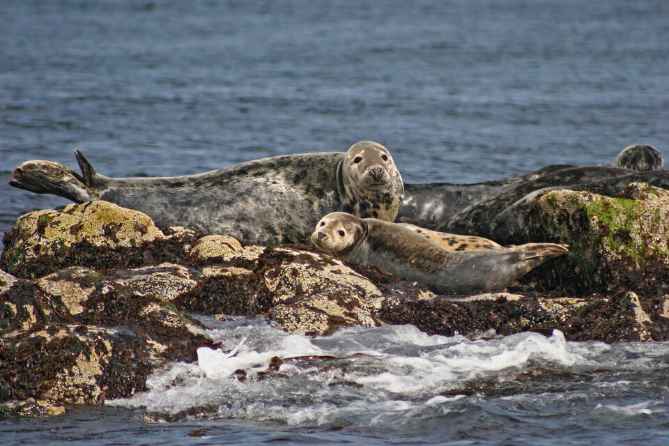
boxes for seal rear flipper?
[9,159,95,203]
[75,149,96,187]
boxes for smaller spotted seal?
[311,212,568,294]
[614,144,664,171]
[398,223,501,251]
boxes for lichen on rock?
[1,201,165,278]
[491,182,669,294]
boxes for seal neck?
[335,159,347,202]
[341,218,369,259]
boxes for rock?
[0,325,156,407]
[483,183,669,294]
[189,235,242,261]
[1,201,164,278]
[176,266,267,316]
[378,291,656,342]
[0,399,66,417]
[3,264,211,361]
[258,247,384,335]
[0,274,43,334]
[188,234,265,269]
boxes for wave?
[110,319,596,426]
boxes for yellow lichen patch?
[3,201,164,271]
[189,235,243,261]
[201,265,254,279]
[661,297,669,319]
[37,267,99,316]
[0,270,17,292]
[106,263,198,303]
[264,247,383,303]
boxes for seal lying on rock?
[311,212,568,294]
[399,145,669,233]
[9,141,403,245]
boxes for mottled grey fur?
[9,142,403,245]
[614,144,664,171]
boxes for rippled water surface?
[1,0,669,444]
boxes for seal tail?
[8,150,99,203]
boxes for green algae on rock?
[490,183,669,294]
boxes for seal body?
[9,141,403,245]
[399,164,669,234]
[398,223,501,251]
[311,212,567,294]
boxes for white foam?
[594,401,662,416]
[108,322,609,425]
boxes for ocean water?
[1,0,669,444]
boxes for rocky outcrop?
[487,183,669,295]
[378,289,655,343]
[2,191,669,416]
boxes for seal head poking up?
[614,144,664,171]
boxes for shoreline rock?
[2,189,669,416]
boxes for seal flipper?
[75,149,96,187]
[9,158,95,203]
[483,243,568,290]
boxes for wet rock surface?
[1,193,668,416]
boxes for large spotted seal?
[9,141,403,245]
[311,212,567,294]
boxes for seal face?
[615,144,664,171]
[311,212,368,256]
[339,141,404,222]
[311,212,568,294]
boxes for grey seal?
[399,145,668,235]
[9,141,403,245]
[311,212,568,294]
[614,144,664,171]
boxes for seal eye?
[353,156,363,164]
[381,155,388,161]
[320,222,325,226]
[338,230,346,237]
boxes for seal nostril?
[317,232,327,240]
[368,167,386,181]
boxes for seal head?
[338,141,404,221]
[311,212,368,256]
[614,144,664,171]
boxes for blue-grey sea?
[1,1,668,444]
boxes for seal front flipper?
[9,156,96,203]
